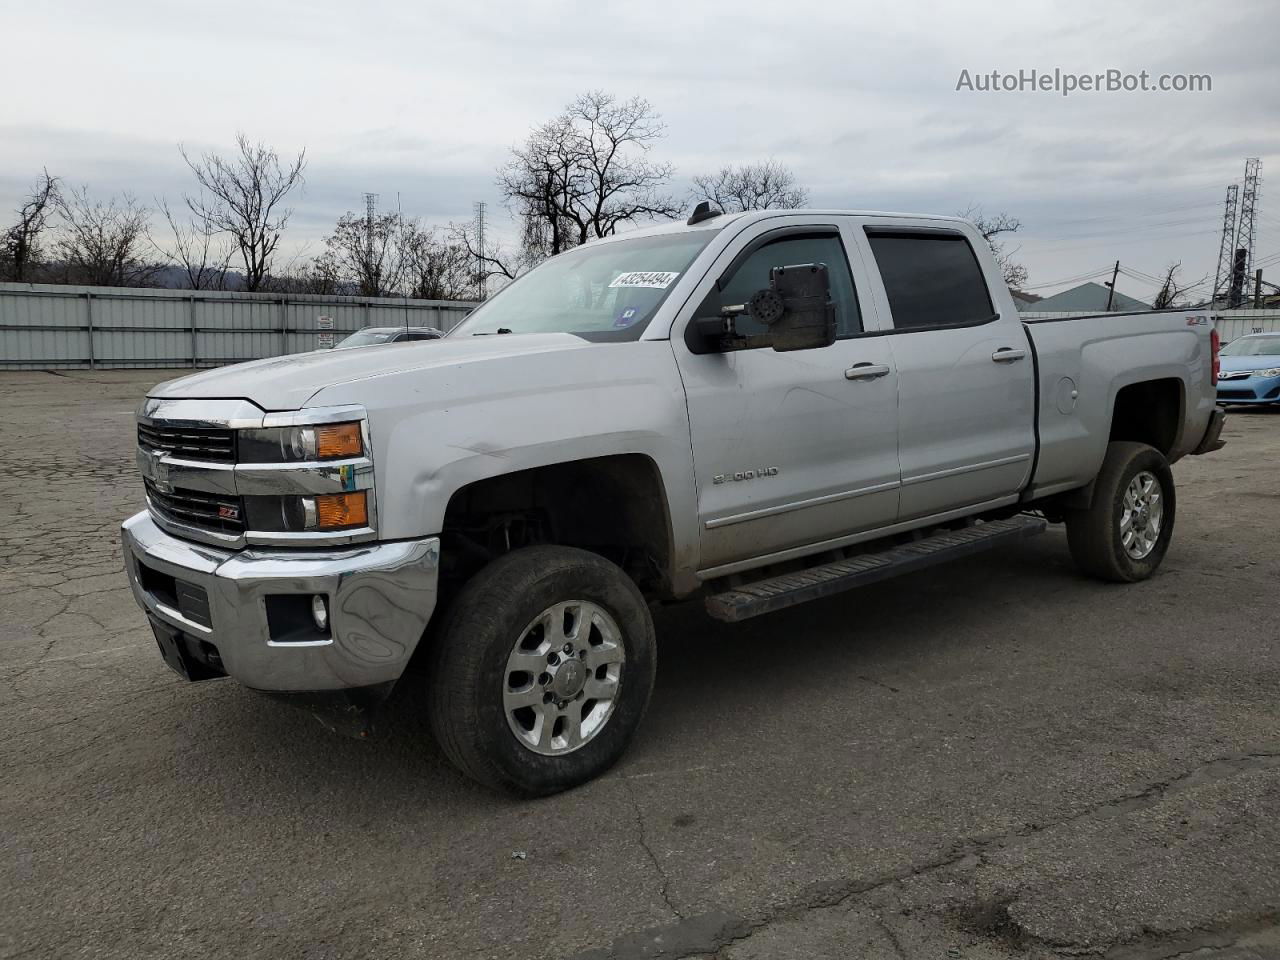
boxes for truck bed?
[1022,309,1217,501]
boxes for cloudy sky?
[3,0,1278,300]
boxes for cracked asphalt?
[2,369,1278,960]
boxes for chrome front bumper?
[121,511,440,692]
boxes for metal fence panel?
[0,282,476,370]
[10,283,1273,371]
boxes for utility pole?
[1104,260,1120,311]
[1255,269,1264,309]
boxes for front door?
[672,223,901,575]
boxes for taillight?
[1210,326,1221,385]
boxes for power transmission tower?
[364,192,379,248]
[1233,158,1261,305]
[473,201,488,300]
[1210,184,1239,308]
[363,192,380,298]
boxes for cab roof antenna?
[687,201,723,226]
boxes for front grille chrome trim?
[136,400,377,550]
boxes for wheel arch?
[439,453,682,600]
[1107,376,1186,459]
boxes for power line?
[1020,265,1115,290]
[1025,228,1220,256]
[1035,200,1219,229]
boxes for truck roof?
[592,209,974,245]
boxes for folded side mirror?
[761,263,837,352]
[685,262,838,355]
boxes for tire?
[1065,441,1176,583]
[427,545,656,796]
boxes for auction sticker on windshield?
[610,271,679,289]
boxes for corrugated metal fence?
[0,282,476,370]
[3,283,1278,371]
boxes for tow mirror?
[757,263,837,352]
[688,262,837,354]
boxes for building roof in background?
[1024,281,1150,313]
[1010,290,1042,307]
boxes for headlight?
[239,422,363,463]
[245,492,370,532]
[1255,367,1280,378]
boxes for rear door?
[672,219,901,574]
[858,224,1035,521]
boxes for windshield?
[337,330,400,348]
[451,230,716,341]
[1221,336,1280,357]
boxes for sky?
[3,0,1279,301]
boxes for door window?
[867,232,994,330]
[698,234,862,338]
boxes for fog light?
[311,595,329,632]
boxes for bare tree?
[54,186,158,286]
[498,91,679,258]
[449,219,535,292]
[402,225,475,300]
[322,207,404,297]
[690,160,808,212]
[2,170,60,282]
[263,253,341,295]
[180,134,306,291]
[961,206,1028,290]
[155,198,231,289]
[1152,262,1189,310]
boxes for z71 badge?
[713,466,779,484]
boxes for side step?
[704,515,1047,623]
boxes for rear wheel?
[428,545,656,795]
[1065,441,1176,582]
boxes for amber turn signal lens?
[314,492,368,529]
[315,422,362,459]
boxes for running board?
[704,515,1047,623]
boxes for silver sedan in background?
[335,326,443,348]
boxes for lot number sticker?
[610,271,679,289]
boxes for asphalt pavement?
[2,370,1277,960]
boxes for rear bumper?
[121,511,440,692]
[1191,408,1227,455]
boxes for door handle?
[845,363,891,381]
[991,348,1027,363]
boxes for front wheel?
[1065,441,1176,582]
[427,545,656,795]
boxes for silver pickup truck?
[121,207,1226,794]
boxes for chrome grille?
[144,479,246,535]
[137,422,236,462]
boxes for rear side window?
[867,232,994,330]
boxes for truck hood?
[148,333,595,410]
[1220,354,1280,373]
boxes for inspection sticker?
[610,271,679,289]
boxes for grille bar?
[144,478,246,535]
[138,423,236,462]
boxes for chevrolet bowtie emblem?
[152,454,173,493]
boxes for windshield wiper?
[472,327,514,336]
